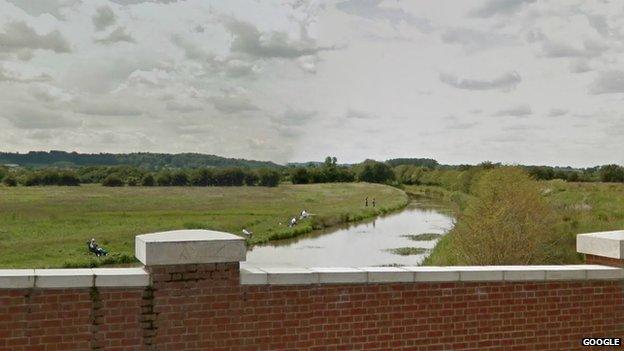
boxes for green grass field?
[0,183,408,268]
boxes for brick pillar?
[577,230,624,267]
[134,229,246,350]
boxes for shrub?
[447,167,563,265]
[257,169,280,187]
[156,171,172,186]
[57,171,80,186]
[243,171,259,186]
[2,175,17,187]
[190,168,215,186]
[290,168,309,184]
[355,160,394,183]
[141,174,155,186]
[102,175,124,187]
[599,164,624,183]
[170,170,189,186]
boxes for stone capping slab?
[239,265,624,285]
[0,268,150,289]
[135,229,246,266]
[577,230,624,259]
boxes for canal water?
[245,198,454,267]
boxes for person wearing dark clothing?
[365,197,368,207]
[372,198,376,208]
[87,238,108,257]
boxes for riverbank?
[0,183,408,268]
[407,180,624,265]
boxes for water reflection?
[246,198,454,267]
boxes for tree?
[170,170,189,186]
[2,175,17,187]
[448,167,564,265]
[243,171,259,186]
[141,174,156,186]
[257,169,280,187]
[355,160,395,183]
[599,164,624,183]
[102,175,124,187]
[290,168,309,184]
[190,168,215,186]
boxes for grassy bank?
[409,180,624,265]
[0,183,407,268]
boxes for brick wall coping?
[0,267,149,289]
[239,263,624,285]
[136,229,246,266]
[577,230,624,259]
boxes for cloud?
[548,109,568,117]
[207,94,259,114]
[224,19,332,59]
[5,0,80,19]
[166,101,203,113]
[0,21,71,57]
[171,34,213,61]
[586,14,611,37]
[7,108,76,129]
[335,0,432,32]
[492,104,532,117]
[440,71,521,91]
[110,0,181,4]
[73,100,142,116]
[470,0,535,18]
[441,28,512,51]
[95,27,136,44]
[588,71,624,94]
[93,6,117,32]
[345,109,375,119]
[540,39,606,58]
[0,66,51,83]
[569,59,591,74]
[274,108,317,126]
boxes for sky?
[0,0,623,167]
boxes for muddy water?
[245,198,454,267]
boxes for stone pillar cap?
[135,229,246,266]
[577,230,624,259]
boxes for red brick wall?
[1,263,623,351]
[586,254,624,267]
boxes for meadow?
[0,183,407,268]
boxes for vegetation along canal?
[246,197,454,267]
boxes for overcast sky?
[1,0,623,166]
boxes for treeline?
[0,151,281,169]
[102,168,280,187]
[287,157,395,185]
[0,166,280,187]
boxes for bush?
[599,164,624,183]
[102,175,124,187]
[257,169,280,187]
[290,168,309,184]
[190,168,215,186]
[57,171,80,186]
[446,167,563,265]
[243,171,259,186]
[170,170,189,186]
[2,175,17,187]
[156,171,172,186]
[355,160,394,183]
[141,174,155,186]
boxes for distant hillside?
[0,151,282,169]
